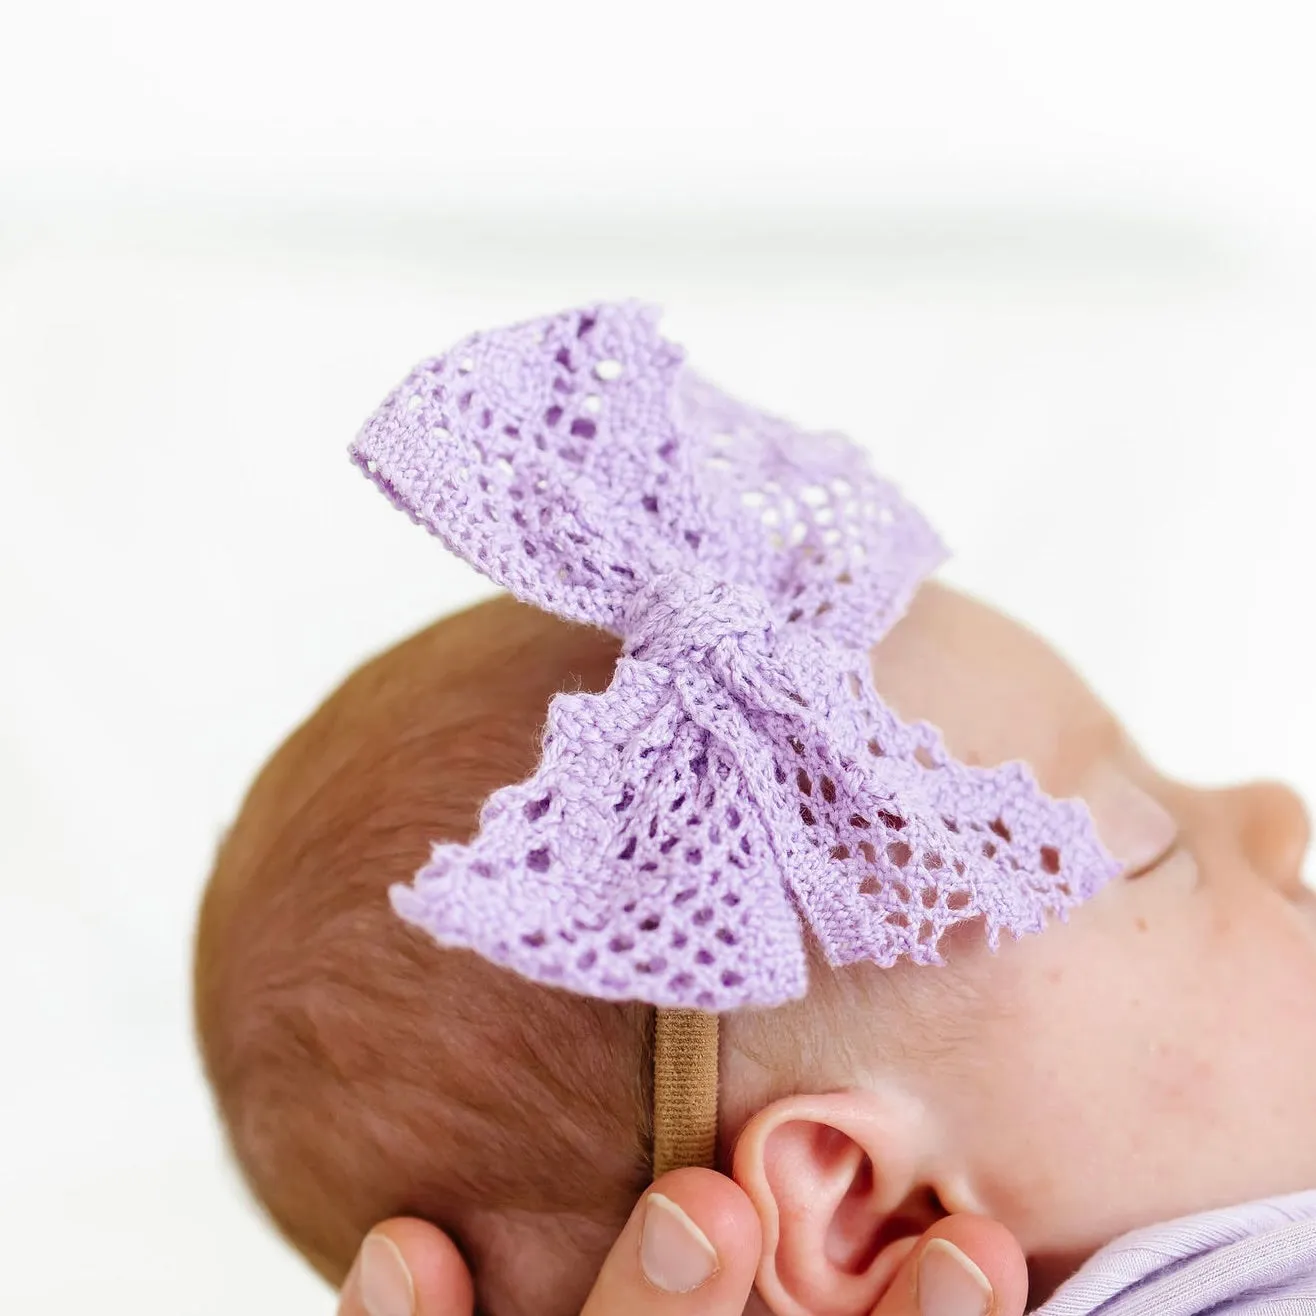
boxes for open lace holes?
[787,735,805,756]
[796,769,812,796]
[859,841,877,864]
[830,844,850,861]
[982,841,997,859]
[577,950,597,970]
[859,875,881,896]
[887,841,913,867]
[867,738,885,757]
[819,776,836,803]
[521,931,545,948]
[526,847,551,872]
[947,890,971,911]
[914,746,937,768]
[799,804,817,826]
[989,818,1013,842]
[716,928,738,946]
[921,887,938,908]
[876,809,905,830]
[524,796,552,822]
[1040,845,1062,875]
[924,852,944,871]
[693,907,714,926]
[721,971,744,988]
[608,936,634,953]
[639,915,662,932]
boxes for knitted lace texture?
[351,302,1120,1010]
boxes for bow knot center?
[623,573,775,668]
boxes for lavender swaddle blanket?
[1035,1192,1316,1315]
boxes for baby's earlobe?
[731,1090,945,1316]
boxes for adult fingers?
[580,1168,762,1316]
[871,1215,1029,1316]
[338,1218,475,1316]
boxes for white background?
[2,2,1314,1310]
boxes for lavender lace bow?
[351,303,1120,1010]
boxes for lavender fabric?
[351,302,1121,1010]
[1035,1192,1316,1315]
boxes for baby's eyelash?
[1124,837,1181,881]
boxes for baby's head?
[197,580,1314,1314]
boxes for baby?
[196,305,1316,1316]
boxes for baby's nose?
[1225,781,1312,894]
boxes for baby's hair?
[196,597,656,1313]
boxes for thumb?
[871,1216,1029,1316]
[580,1168,761,1316]
[338,1219,474,1316]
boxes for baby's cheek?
[1136,1035,1221,1131]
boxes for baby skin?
[196,581,1313,1316]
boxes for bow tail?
[394,656,807,1009]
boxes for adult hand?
[338,1169,1028,1316]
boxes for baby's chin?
[1026,1246,1102,1306]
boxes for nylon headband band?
[652,1009,720,1176]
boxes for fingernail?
[1083,763,1178,875]
[640,1192,719,1293]
[359,1234,416,1316]
[917,1239,992,1316]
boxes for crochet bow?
[351,303,1119,1009]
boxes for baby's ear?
[732,1089,955,1316]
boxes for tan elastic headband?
[652,1009,720,1176]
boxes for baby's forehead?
[871,581,1118,800]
